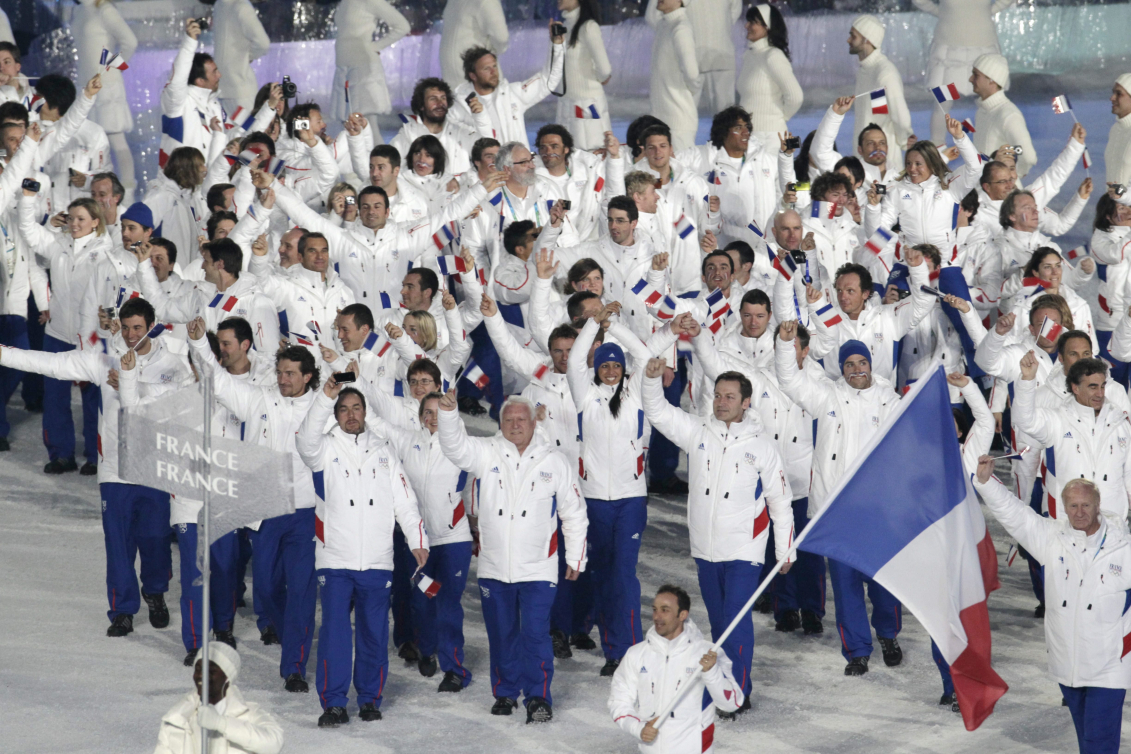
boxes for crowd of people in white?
[3,0,1131,751]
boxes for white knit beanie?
[756,4,772,30]
[852,15,885,50]
[1118,73,1131,95]
[973,53,1010,91]
[197,643,241,683]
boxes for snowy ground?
[0,394,1123,754]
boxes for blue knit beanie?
[838,340,872,372]
[593,342,625,373]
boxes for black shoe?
[1034,603,1045,619]
[600,658,620,677]
[438,671,464,693]
[0,437,9,451]
[184,649,198,667]
[419,654,438,678]
[879,637,903,667]
[801,610,824,635]
[44,457,78,474]
[647,477,689,495]
[550,629,572,659]
[940,693,961,713]
[845,656,870,676]
[775,610,801,632]
[214,629,237,649]
[318,706,348,727]
[398,641,421,663]
[570,632,597,650]
[24,402,42,413]
[358,703,382,722]
[285,673,309,693]
[80,461,97,476]
[718,694,752,720]
[261,626,280,645]
[491,696,518,716]
[525,696,553,723]
[753,593,773,614]
[236,596,247,608]
[458,395,487,417]
[107,614,133,637]
[143,592,170,629]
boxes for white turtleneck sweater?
[1106,113,1131,186]
[737,37,803,135]
[645,1,700,148]
[853,49,913,160]
[972,89,1036,178]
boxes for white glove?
[197,704,228,734]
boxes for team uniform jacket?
[974,477,1131,690]
[0,337,193,485]
[608,619,743,754]
[635,163,722,295]
[249,256,355,352]
[463,179,566,273]
[18,196,113,345]
[390,113,491,178]
[0,138,49,317]
[437,409,587,584]
[159,34,226,167]
[1090,225,1131,333]
[536,149,614,243]
[811,107,901,199]
[189,334,318,510]
[806,261,934,382]
[1012,377,1131,520]
[153,685,284,754]
[642,373,794,565]
[297,392,427,571]
[143,172,208,267]
[776,338,900,514]
[381,421,474,549]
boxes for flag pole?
[653,362,945,731]
[200,374,213,754]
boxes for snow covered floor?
[0,398,1122,753]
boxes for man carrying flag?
[974,457,1131,750]
[318,303,400,397]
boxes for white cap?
[973,53,1010,91]
[1117,73,1131,95]
[851,15,885,49]
[196,642,241,683]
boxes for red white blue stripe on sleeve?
[931,83,961,103]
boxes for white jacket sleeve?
[437,304,472,375]
[187,334,261,422]
[161,35,198,117]
[973,473,1054,564]
[0,346,103,384]
[437,407,490,474]
[701,646,744,713]
[358,374,417,431]
[641,373,697,452]
[529,275,560,353]
[566,318,600,407]
[1011,376,1058,447]
[555,455,588,571]
[390,451,429,550]
[960,379,995,472]
[296,392,333,470]
[759,438,795,564]
[0,135,39,217]
[973,328,1020,381]
[775,333,833,417]
[137,262,202,324]
[811,107,845,174]
[483,309,544,375]
[1029,136,1084,207]
[348,125,376,182]
[608,657,647,741]
[1110,314,1131,362]
[37,92,96,165]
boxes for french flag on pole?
[631,278,664,308]
[573,103,600,119]
[931,83,962,103]
[436,255,468,276]
[224,107,255,132]
[414,570,441,598]
[267,156,287,177]
[145,323,169,339]
[747,220,764,238]
[772,251,798,281]
[798,365,1007,730]
[673,214,696,240]
[868,88,888,114]
[1065,245,1088,262]
[294,333,315,347]
[463,360,490,389]
[1051,94,1072,115]
[100,49,128,71]
[1039,315,1065,344]
[432,222,459,252]
[1083,148,1093,170]
[863,226,894,256]
[811,201,837,220]
[961,119,976,135]
[362,331,392,357]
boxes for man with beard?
[845,15,913,171]
[390,77,492,176]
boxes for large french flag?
[798,365,1006,731]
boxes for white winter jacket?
[251,258,355,351]
[143,172,207,266]
[382,422,474,548]
[974,477,1131,690]
[608,619,743,754]
[438,409,587,583]
[297,392,427,571]
[1091,226,1131,332]
[159,35,225,164]
[776,336,901,514]
[153,686,283,754]
[644,373,794,564]
[18,196,113,344]
[1012,377,1131,520]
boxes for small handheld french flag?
[1083,148,1092,170]
[1038,315,1064,344]
[531,362,551,385]
[224,149,259,168]
[811,201,837,220]
[574,103,600,119]
[1051,95,1072,115]
[432,223,459,252]
[815,303,843,327]
[999,446,1030,462]
[362,330,392,357]
[305,321,322,341]
[673,214,695,240]
[224,107,255,132]
[961,119,976,135]
[1065,245,1088,262]
[463,360,489,389]
[868,88,888,114]
[747,220,764,238]
[344,80,350,109]
[100,49,128,71]
[436,255,469,276]
[414,570,441,598]
[295,333,315,347]
[267,156,286,177]
[931,83,961,103]
[773,252,798,281]
[208,293,239,312]
[705,170,722,186]
[631,278,664,308]
[863,227,894,256]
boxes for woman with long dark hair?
[1091,193,1131,383]
[554,0,612,150]
[737,4,802,148]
